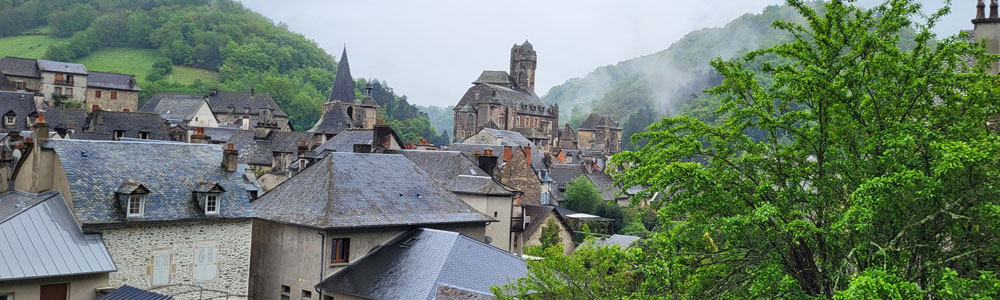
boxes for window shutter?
[152,253,170,285]
[194,245,217,281]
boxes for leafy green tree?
[161,39,192,65]
[621,105,658,150]
[125,10,155,48]
[539,218,563,250]
[92,12,129,47]
[493,241,641,299]
[562,176,603,215]
[47,4,98,37]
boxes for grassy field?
[0,32,219,86]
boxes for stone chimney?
[979,0,987,20]
[524,146,532,163]
[993,0,999,18]
[503,145,512,162]
[210,89,219,96]
[222,143,239,172]
[478,149,498,175]
[272,151,291,173]
[374,125,393,149]
[32,112,49,143]
[297,140,309,152]
[190,127,210,144]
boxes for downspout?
[316,231,325,295]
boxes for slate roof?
[87,71,140,91]
[44,108,88,131]
[548,163,623,200]
[86,110,172,140]
[316,228,527,300]
[315,129,373,153]
[329,48,357,103]
[0,190,116,280]
[391,150,517,196]
[598,234,641,248]
[558,124,577,140]
[479,128,534,147]
[201,126,237,143]
[513,127,549,140]
[472,70,512,85]
[0,57,40,78]
[140,96,208,122]
[0,74,13,90]
[37,59,87,75]
[207,90,287,117]
[37,139,256,224]
[448,143,547,171]
[522,205,572,237]
[309,103,351,134]
[578,114,620,130]
[252,152,494,229]
[70,132,112,141]
[0,91,39,132]
[554,206,614,222]
[226,130,314,166]
[97,285,173,300]
[454,83,549,117]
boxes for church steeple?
[328,47,357,103]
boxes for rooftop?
[252,152,494,229]
[328,48,357,103]
[37,59,87,75]
[140,95,209,122]
[226,130,315,166]
[87,71,140,91]
[0,56,40,78]
[392,150,517,196]
[316,228,527,300]
[0,91,39,132]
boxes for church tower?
[973,0,1000,73]
[510,40,537,93]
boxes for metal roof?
[97,285,173,300]
[0,190,116,280]
[316,228,527,300]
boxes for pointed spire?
[978,0,986,20]
[328,47,357,103]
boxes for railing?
[54,79,74,85]
[511,216,524,232]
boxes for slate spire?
[329,47,357,103]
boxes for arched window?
[347,107,354,119]
[466,113,475,128]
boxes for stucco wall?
[85,89,138,112]
[0,273,109,300]
[456,193,514,252]
[13,147,74,210]
[524,214,575,255]
[249,220,486,300]
[89,219,253,300]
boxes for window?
[4,115,14,126]
[114,130,125,140]
[152,253,170,285]
[331,238,350,263]
[65,88,73,96]
[248,190,258,201]
[474,92,480,100]
[0,294,12,300]
[14,81,25,90]
[111,91,118,100]
[466,113,475,128]
[66,74,74,84]
[301,290,312,300]
[138,131,149,140]
[54,73,63,82]
[55,87,62,95]
[95,90,102,98]
[26,116,35,126]
[204,195,219,215]
[127,195,145,217]
[499,116,505,127]
[194,245,217,281]
[516,117,520,127]
[280,285,291,300]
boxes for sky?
[236,0,972,107]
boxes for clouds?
[236,0,971,107]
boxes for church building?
[310,48,379,142]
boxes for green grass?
[0,29,220,86]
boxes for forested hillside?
[0,0,443,143]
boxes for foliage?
[562,176,604,215]
[47,4,97,37]
[492,240,644,299]
[621,105,659,150]
[539,218,563,249]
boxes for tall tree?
[562,176,603,215]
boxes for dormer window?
[205,195,219,214]
[113,130,125,140]
[117,182,150,218]
[138,131,149,139]
[4,114,14,127]
[127,195,145,217]
[195,181,226,216]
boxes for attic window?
[400,237,419,248]
[4,115,14,126]
[195,182,225,216]
[127,195,145,217]
[113,130,125,140]
[138,131,149,139]
[205,195,219,215]
[117,182,149,218]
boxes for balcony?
[510,216,524,232]
[54,79,74,86]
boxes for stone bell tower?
[510,40,537,93]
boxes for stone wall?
[524,213,575,254]
[497,146,543,206]
[85,89,138,112]
[3,75,41,92]
[90,219,253,300]
[40,72,87,106]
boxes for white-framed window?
[127,195,145,217]
[152,253,170,285]
[4,115,14,126]
[114,130,125,140]
[65,88,73,96]
[193,244,217,282]
[0,293,13,300]
[205,195,219,215]
[138,131,149,139]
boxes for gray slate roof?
[316,129,372,152]
[0,57,40,78]
[549,163,623,200]
[522,205,572,237]
[309,103,351,134]
[252,152,494,229]
[0,91,39,132]
[45,108,88,131]
[207,90,287,117]
[97,285,173,300]
[37,59,87,75]
[38,139,255,224]
[0,190,116,280]
[598,234,641,248]
[226,130,314,166]
[316,228,527,300]
[472,70,512,85]
[87,71,140,91]
[202,126,237,143]
[578,114,621,130]
[140,95,208,122]
[448,143,547,171]
[86,110,172,140]
[329,48,357,103]
[479,128,534,147]
[0,74,13,90]
[391,150,517,196]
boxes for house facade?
[37,60,89,106]
[85,71,140,112]
[0,57,42,93]
[575,114,623,155]
[12,123,257,300]
[452,41,559,144]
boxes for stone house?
[556,124,578,150]
[392,149,524,253]
[205,89,291,131]
[0,190,117,300]
[575,114,623,155]
[141,94,219,128]
[0,57,42,93]
[224,127,315,191]
[85,71,140,112]
[12,123,258,299]
[522,205,576,254]
[463,127,535,148]
[450,143,551,207]
[0,91,40,132]
[82,110,175,141]
[310,126,404,155]
[972,0,1000,73]
[314,228,527,300]
[452,41,559,144]
[310,48,379,142]
[248,152,494,300]
[37,60,88,107]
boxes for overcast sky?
[236,0,971,107]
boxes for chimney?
[524,146,531,163]
[222,143,238,172]
[32,112,49,143]
[190,127,210,144]
[210,89,218,96]
[993,0,999,19]
[374,125,393,149]
[254,123,276,140]
[979,0,987,20]
[503,145,512,162]
[272,151,290,173]
[478,149,498,175]
[298,140,309,152]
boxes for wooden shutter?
[40,283,68,300]
[152,253,170,285]
[194,245,217,281]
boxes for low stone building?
[83,110,175,141]
[12,126,258,300]
[85,71,140,112]
[522,205,575,254]
[575,113,623,155]
[0,91,40,132]
[0,190,117,300]
[249,152,494,300]
[450,143,551,206]
[141,94,219,128]
[205,89,291,131]
[0,57,42,93]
